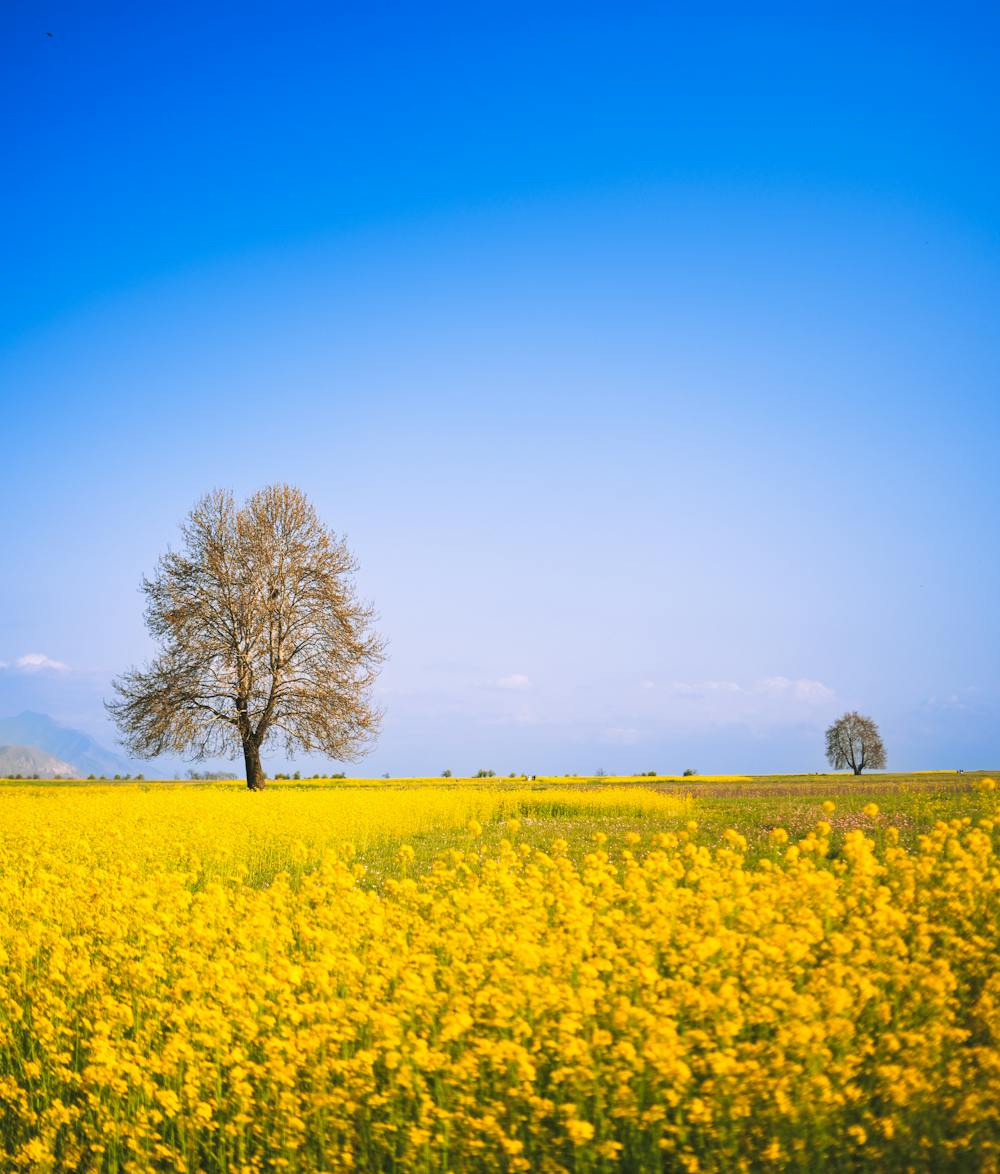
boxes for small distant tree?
[825,711,886,775]
[682,768,697,777]
[441,769,453,778]
[109,485,385,791]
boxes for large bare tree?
[825,710,886,775]
[109,485,384,790]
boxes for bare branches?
[825,711,886,775]
[108,484,385,789]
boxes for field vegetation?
[0,774,997,1170]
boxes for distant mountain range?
[0,712,129,777]
[0,743,79,778]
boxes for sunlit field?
[1,775,998,1171]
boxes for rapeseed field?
[0,781,997,1171]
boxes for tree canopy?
[109,484,384,789]
[825,711,886,775]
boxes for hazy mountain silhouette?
[0,744,79,778]
[0,712,128,776]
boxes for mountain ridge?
[0,743,79,778]
[0,712,128,776]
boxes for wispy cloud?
[671,679,742,699]
[670,677,833,704]
[13,652,70,673]
[922,687,979,713]
[604,726,640,745]
[655,675,838,731]
[497,673,531,690]
[756,676,835,703]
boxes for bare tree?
[108,485,385,790]
[825,711,886,775]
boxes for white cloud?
[15,652,69,673]
[497,674,531,690]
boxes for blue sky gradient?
[2,1,999,774]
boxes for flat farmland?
[0,773,997,1171]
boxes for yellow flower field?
[0,784,997,1171]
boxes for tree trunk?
[243,739,265,791]
[853,765,863,775]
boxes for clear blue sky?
[2,0,999,774]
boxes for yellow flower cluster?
[257,774,754,786]
[0,785,688,888]
[0,788,997,1171]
